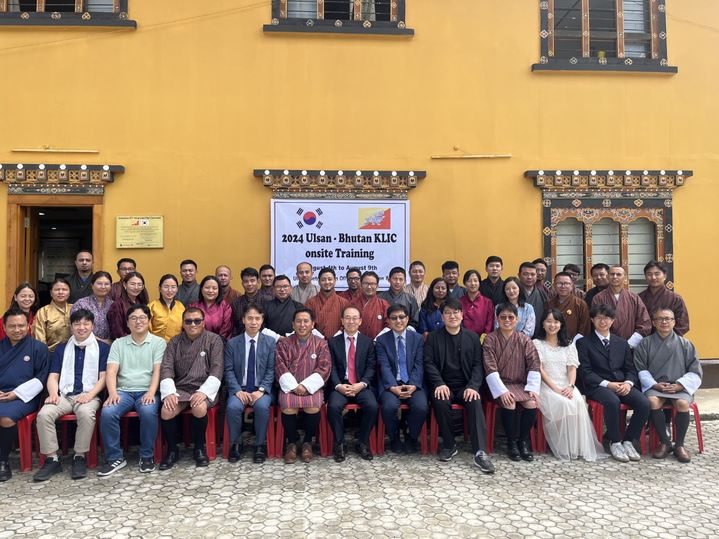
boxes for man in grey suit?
[224,304,276,463]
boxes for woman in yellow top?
[32,278,72,352]
[148,274,185,342]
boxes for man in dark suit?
[577,303,650,463]
[224,304,276,464]
[424,298,494,474]
[375,304,427,453]
[327,306,378,462]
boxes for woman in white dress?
[533,308,605,462]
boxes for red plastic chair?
[429,404,469,455]
[484,401,540,454]
[587,400,647,454]
[647,402,704,454]
[38,413,99,469]
[178,405,219,460]
[221,405,277,459]
[275,405,331,458]
[376,404,428,456]
[119,411,163,462]
[324,403,378,454]
[17,412,38,472]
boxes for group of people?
[0,250,701,484]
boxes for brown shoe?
[284,443,297,464]
[674,445,691,463]
[652,443,670,459]
[301,442,313,463]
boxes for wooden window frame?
[0,0,135,27]
[533,0,676,73]
[264,0,413,36]
[526,168,691,291]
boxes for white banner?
[271,199,410,290]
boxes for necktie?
[246,339,257,391]
[398,335,409,383]
[602,338,610,350]
[347,336,357,384]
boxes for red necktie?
[347,335,357,384]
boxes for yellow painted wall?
[0,1,717,354]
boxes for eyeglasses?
[443,311,462,318]
[362,282,378,287]
[593,316,613,322]
[498,314,516,321]
[342,316,361,322]
[653,317,675,323]
[128,315,149,322]
[389,315,408,321]
[184,318,204,326]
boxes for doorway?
[6,195,104,307]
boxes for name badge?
[377,315,382,320]
[311,354,317,359]
[566,309,573,315]
[200,351,206,357]
[23,355,30,362]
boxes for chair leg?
[429,408,439,455]
[691,403,704,454]
[484,402,496,455]
[274,408,285,458]
[205,407,217,461]
[267,406,276,458]
[376,412,385,456]
[420,420,428,455]
[222,417,230,460]
[18,414,36,472]
[319,405,331,457]
[88,423,99,468]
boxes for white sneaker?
[610,442,629,463]
[622,441,641,462]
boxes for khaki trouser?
[36,395,101,455]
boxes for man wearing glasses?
[424,298,494,474]
[375,304,427,454]
[338,267,362,303]
[327,306,378,462]
[379,267,420,330]
[634,308,702,463]
[545,271,590,341]
[98,305,166,476]
[158,307,224,470]
[351,271,390,339]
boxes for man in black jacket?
[424,298,494,474]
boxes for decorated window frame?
[532,0,676,73]
[0,0,135,28]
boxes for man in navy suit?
[224,304,276,463]
[577,303,650,463]
[327,306,378,462]
[375,304,428,453]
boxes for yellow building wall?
[0,1,717,354]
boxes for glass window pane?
[589,0,617,58]
[624,0,651,58]
[591,218,620,268]
[556,218,584,277]
[554,0,583,58]
[288,0,317,19]
[85,0,115,13]
[628,218,656,292]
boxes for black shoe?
[404,437,419,455]
[438,446,458,462]
[33,457,62,482]
[474,451,495,474]
[389,437,403,454]
[159,450,179,471]
[253,445,267,464]
[0,461,11,482]
[357,442,373,461]
[507,441,521,461]
[333,442,346,463]
[97,458,127,477]
[194,448,209,467]
[71,456,87,480]
[228,442,243,463]
[139,458,155,473]
[518,440,534,462]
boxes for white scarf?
[59,333,100,396]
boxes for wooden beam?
[92,204,104,272]
[616,0,625,58]
[548,0,555,57]
[581,0,590,58]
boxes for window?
[527,169,691,290]
[265,0,412,35]
[0,0,135,27]
[534,0,676,73]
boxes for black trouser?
[380,388,428,441]
[327,388,378,445]
[587,386,650,443]
[431,387,487,453]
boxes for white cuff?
[676,372,702,395]
[301,373,326,394]
[524,371,541,394]
[261,328,281,342]
[627,332,643,348]
[600,380,610,388]
[14,378,43,403]
[623,380,634,387]
[311,329,325,339]
[486,372,509,399]
[332,330,343,337]
[279,372,299,393]
[375,327,391,341]
[407,326,417,333]
[572,333,583,343]
[160,378,178,401]
[638,370,657,393]
[197,375,222,402]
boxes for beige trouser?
[36,395,101,455]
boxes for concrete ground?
[694,388,719,419]
[0,416,716,538]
